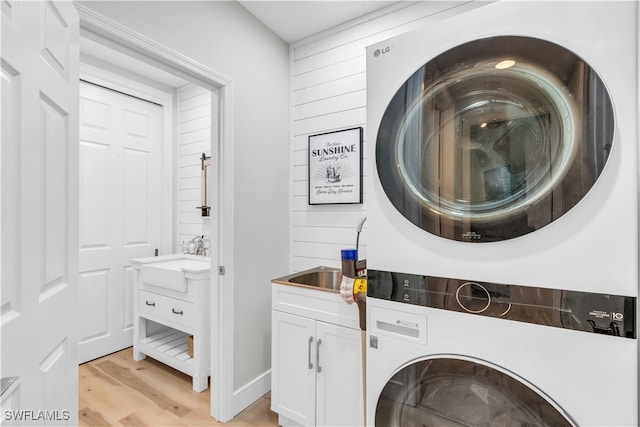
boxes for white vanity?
[131,254,211,392]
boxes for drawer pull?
[307,336,313,370]
[172,308,184,315]
[145,301,156,307]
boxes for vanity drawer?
[139,290,195,331]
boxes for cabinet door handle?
[145,301,155,307]
[172,308,183,315]
[307,336,314,370]
[316,339,322,373]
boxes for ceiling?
[80,1,401,88]
[238,1,400,44]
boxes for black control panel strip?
[367,270,637,339]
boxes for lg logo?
[612,312,624,321]
[373,46,391,57]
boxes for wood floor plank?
[116,351,209,409]
[118,408,184,427]
[79,348,278,427]
[80,363,150,419]
[82,362,121,386]
[118,410,184,427]
[157,406,227,427]
[118,413,147,427]
[79,406,111,427]
[95,360,192,418]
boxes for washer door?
[376,36,614,242]
[376,357,574,426]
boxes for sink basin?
[272,266,343,291]
[132,254,210,292]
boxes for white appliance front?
[365,2,638,426]
[366,297,637,426]
[366,1,639,296]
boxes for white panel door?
[1,0,80,425]
[78,82,162,363]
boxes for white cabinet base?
[271,283,364,427]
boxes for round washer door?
[376,36,614,242]
[376,357,574,426]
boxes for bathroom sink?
[132,254,210,292]
[272,266,342,291]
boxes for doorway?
[77,3,235,422]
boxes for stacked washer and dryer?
[365,2,638,426]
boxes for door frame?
[75,4,236,422]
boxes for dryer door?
[376,36,614,242]
[376,357,574,426]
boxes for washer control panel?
[367,269,637,339]
[456,282,491,314]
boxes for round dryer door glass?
[376,358,574,426]
[376,36,614,242]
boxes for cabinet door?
[315,321,364,427]
[272,310,317,425]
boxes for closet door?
[78,81,162,363]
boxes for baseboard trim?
[231,369,271,417]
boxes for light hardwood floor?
[79,348,278,427]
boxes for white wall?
[79,0,290,398]
[290,1,484,271]
[176,84,212,247]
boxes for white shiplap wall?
[176,84,212,248]
[291,1,483,271]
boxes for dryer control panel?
[367,270,637,339]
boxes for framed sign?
[308,127,363,205]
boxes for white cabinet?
[131,255,210,392]
[271,283,364,427]
[314,322,363,427]
[272,311,316,425]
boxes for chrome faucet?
[355,215,366,255]
[191,235,204,256]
